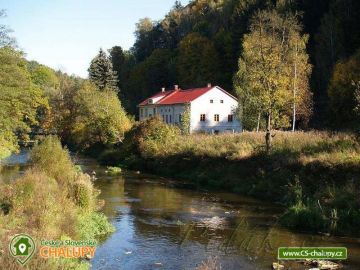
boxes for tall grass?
[0,136,114,269]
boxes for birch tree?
[235,9,312,150]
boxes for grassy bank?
[103,117,360,236]
[0,136,114,269]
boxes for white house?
[138,84,242,134]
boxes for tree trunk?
[292,43,298,132]
[256,112,261,132]
[265,113,272,152]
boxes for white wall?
[139,104,186,126]
[190,87,242,134]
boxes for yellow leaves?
[235,10,312,129]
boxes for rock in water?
[272,262,284,269]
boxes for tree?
[328,50,360,127]
[287,21,313,131]
[71,83,131,150]
[176,33,220,88]
[0,10,16,48]
[314,0,360,124]
[109,46,137,112]
[31,65,59,94]
[0,47,48,152]
[88,48,118,92]
[109,46,125,87]
[179,105,191,135]
[354,81,360,118]
[125,49,175,114]
[235,10,312,150]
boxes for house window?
[166,115,168,123]
[140,108,143,117]
[220,100,224,103]
[200,114,206,121]
[162,115,165,122]
[214,114,219,122]
[210,99,214,103]
[228,114,233,122]
[153,108,156,115]
[170,115,172,123]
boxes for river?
[1,152,360,269]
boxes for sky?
[1,0,190,77]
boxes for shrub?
[30,135,75,186]
[77,211,115,239]
[280,202,326,232]
[74,176,94,209]
[107,166,122,174]
[123,115,180,157]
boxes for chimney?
[174,85,179,90]
[161,87,165,93]
[207,83,212,88]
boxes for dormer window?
[148,99,153,104]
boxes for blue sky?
[1,0,190,77]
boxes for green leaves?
[0,47,48,151]
[71,83,131,150]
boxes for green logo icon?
[9,234,36,265]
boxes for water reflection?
[0,150,30,183]
[90,170,360,270]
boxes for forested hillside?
[105,0,360,130]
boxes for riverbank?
[0,136,114,269]
[101,121,360,236]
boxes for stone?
[272,262,284,269]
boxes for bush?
[74,175,94,209]
[77,211,115,239]
[30,135,75,186]
[123,115,180,157]
[280,202,326,232]
[107,166,122,174]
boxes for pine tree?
[88,48,118,92]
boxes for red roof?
[138,86,237,106]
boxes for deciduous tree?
[71,83,131,150]
[234,10,312,150]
